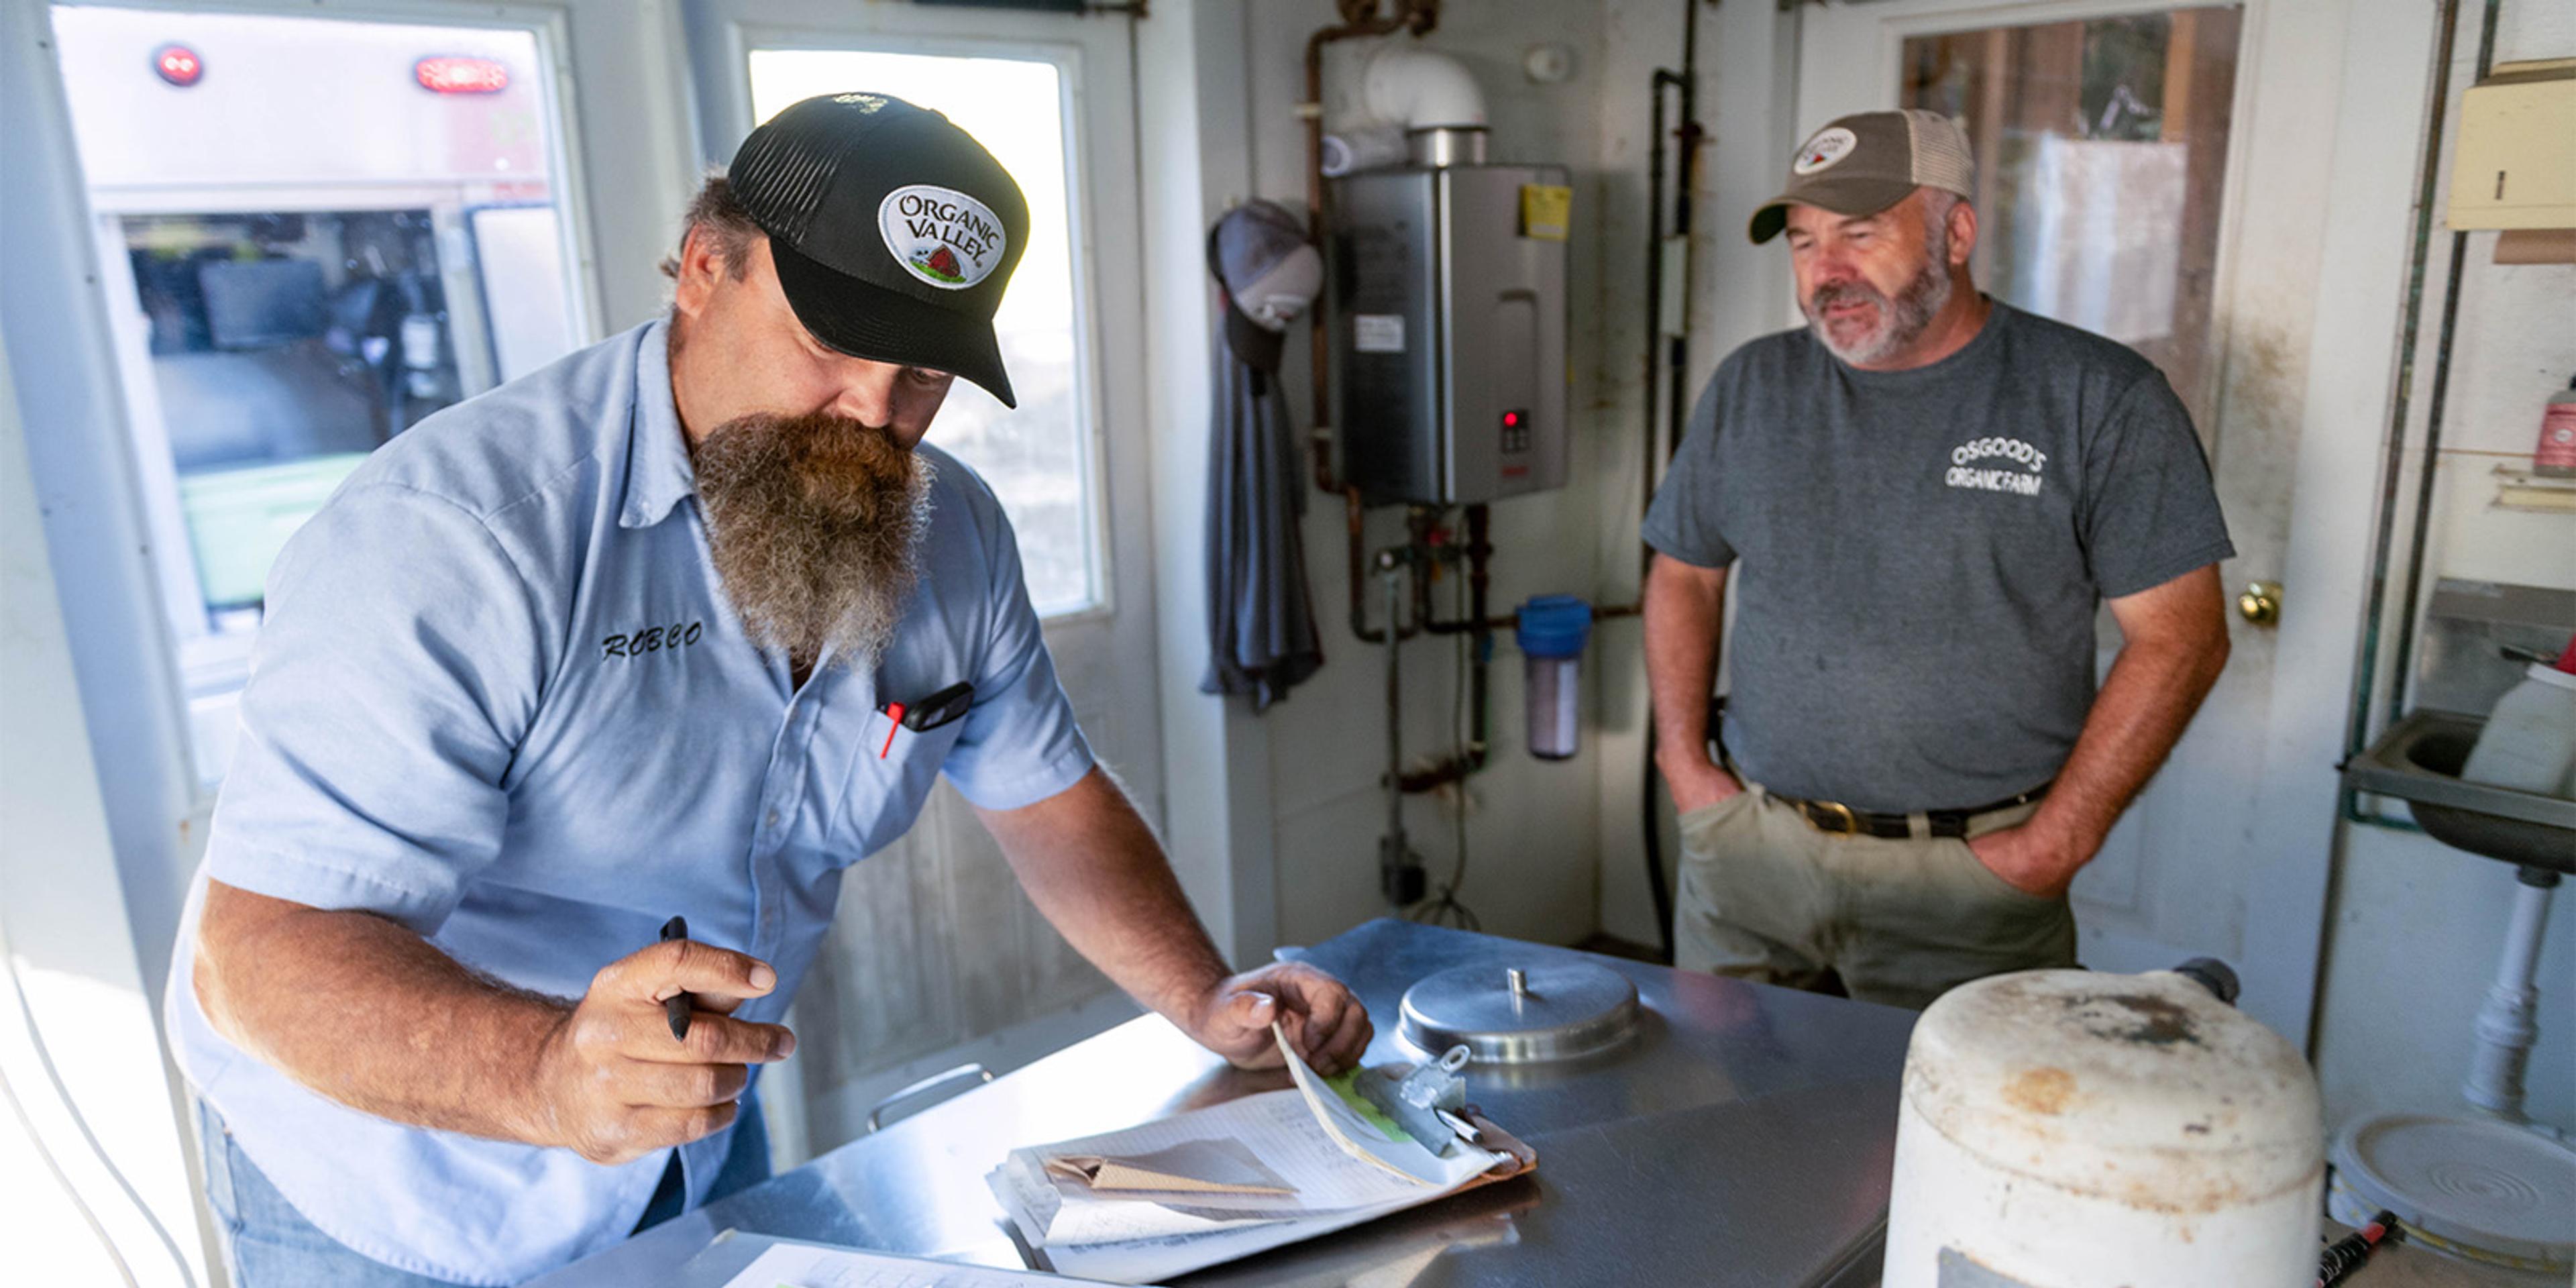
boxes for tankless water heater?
[1328,159,1570,505]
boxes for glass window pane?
[50,5,590,785]
[1902,8,2243,432]
[747,48,1100,619]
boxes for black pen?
[659,916,692,1042]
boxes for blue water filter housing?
[1516,595,1593,760]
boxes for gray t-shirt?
[1643,303,2233,812]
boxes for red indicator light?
[152,44,203,87]
[415,55,509,95]
[1503,411,1521,427]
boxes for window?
[747,48,1102,618]
[1903,9,2244,432]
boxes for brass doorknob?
[2238,582,2282,625]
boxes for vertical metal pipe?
[1665,0,1701,472]
[1646,79,1670,478]
[1641,71,1679,961]
[1638,1,1703,965]
[1383,561,1411,906]
[2344,0,2477,796]
[2382,0,2503,735]
[1465,503,1491,763]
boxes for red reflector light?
[415,55,508,95]
[153,44,203,87]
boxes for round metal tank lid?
[1397,961,1640,1063]
[2331,1112,2576,1269]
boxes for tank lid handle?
[2171,957,2240,1006]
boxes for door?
[681,0,1161,1152]
[1795,0,2351,1038]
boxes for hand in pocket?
[1964,823,2082,900]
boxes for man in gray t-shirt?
[1642,109,2233,1008]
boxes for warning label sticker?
[1353,315,1406,354]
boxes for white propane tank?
[1884,961,2324,1287]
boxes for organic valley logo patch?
[1793,126,1858,175]
[877,184,1006,291]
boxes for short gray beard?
[691,413,935,672]
[1803,218,1955,366]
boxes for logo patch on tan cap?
[877,184,1006,290]
[1792,126,1858,176]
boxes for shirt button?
[765,810,781,827]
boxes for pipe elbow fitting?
[1360,46,1487,131]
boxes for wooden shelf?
[2492,463,2576,514]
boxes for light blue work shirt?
[164,320,1093,1285]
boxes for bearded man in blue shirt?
[168,94,1370,1287]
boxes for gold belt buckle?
[1811,799,1860,835]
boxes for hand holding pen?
[660,916,694,1039]
[522,918,797,1165]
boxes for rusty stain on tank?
[2061,991,2202,1046]
[2004,1066,2077,1116]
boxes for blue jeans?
[196,1096,770,1287]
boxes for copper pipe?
[1314,3,1436,643]
[1401,504,1490,792]
[1346,487,1419,642]
[1407,506,1442,628]
[1305,3,1430,496]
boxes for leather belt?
[1700,698,2051,840]
[1768,782,2052,840]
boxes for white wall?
[1593,0,1790,948]
[2308,0,2576,1136]
[1,292,209,1288]
[1234,1,1631,949]
[1141,0,1284,968]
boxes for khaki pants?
[1674,782,2076,1010]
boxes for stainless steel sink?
[2346,710,2576,873]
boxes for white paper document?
[714,1240,1117,1288]
[985,1026,1511,1284]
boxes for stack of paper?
[985,1026,1526,1284]
[712,1239,1124,1287]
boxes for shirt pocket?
[832,708,967,861]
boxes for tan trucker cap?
[1748,109,1976,244]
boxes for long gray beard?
[691,412,935,673]
[1803,234,1955,366]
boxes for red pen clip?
[878,703,906,759]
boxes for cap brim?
[1746,176,1919,244]
[769,237,1017,409]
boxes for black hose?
[1638,0,1701,965]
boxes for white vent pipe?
[1359,45,1487,131]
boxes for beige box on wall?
[2448,59,2576,231]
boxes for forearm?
[2030,633,2230,859]
[1644,554,1727,776]
[978,769,1234,1026]
[195,879,569,1145]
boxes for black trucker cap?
[728,93,1029,407]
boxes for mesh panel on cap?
[1902,109,1976,199]
[731,130,839,246]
